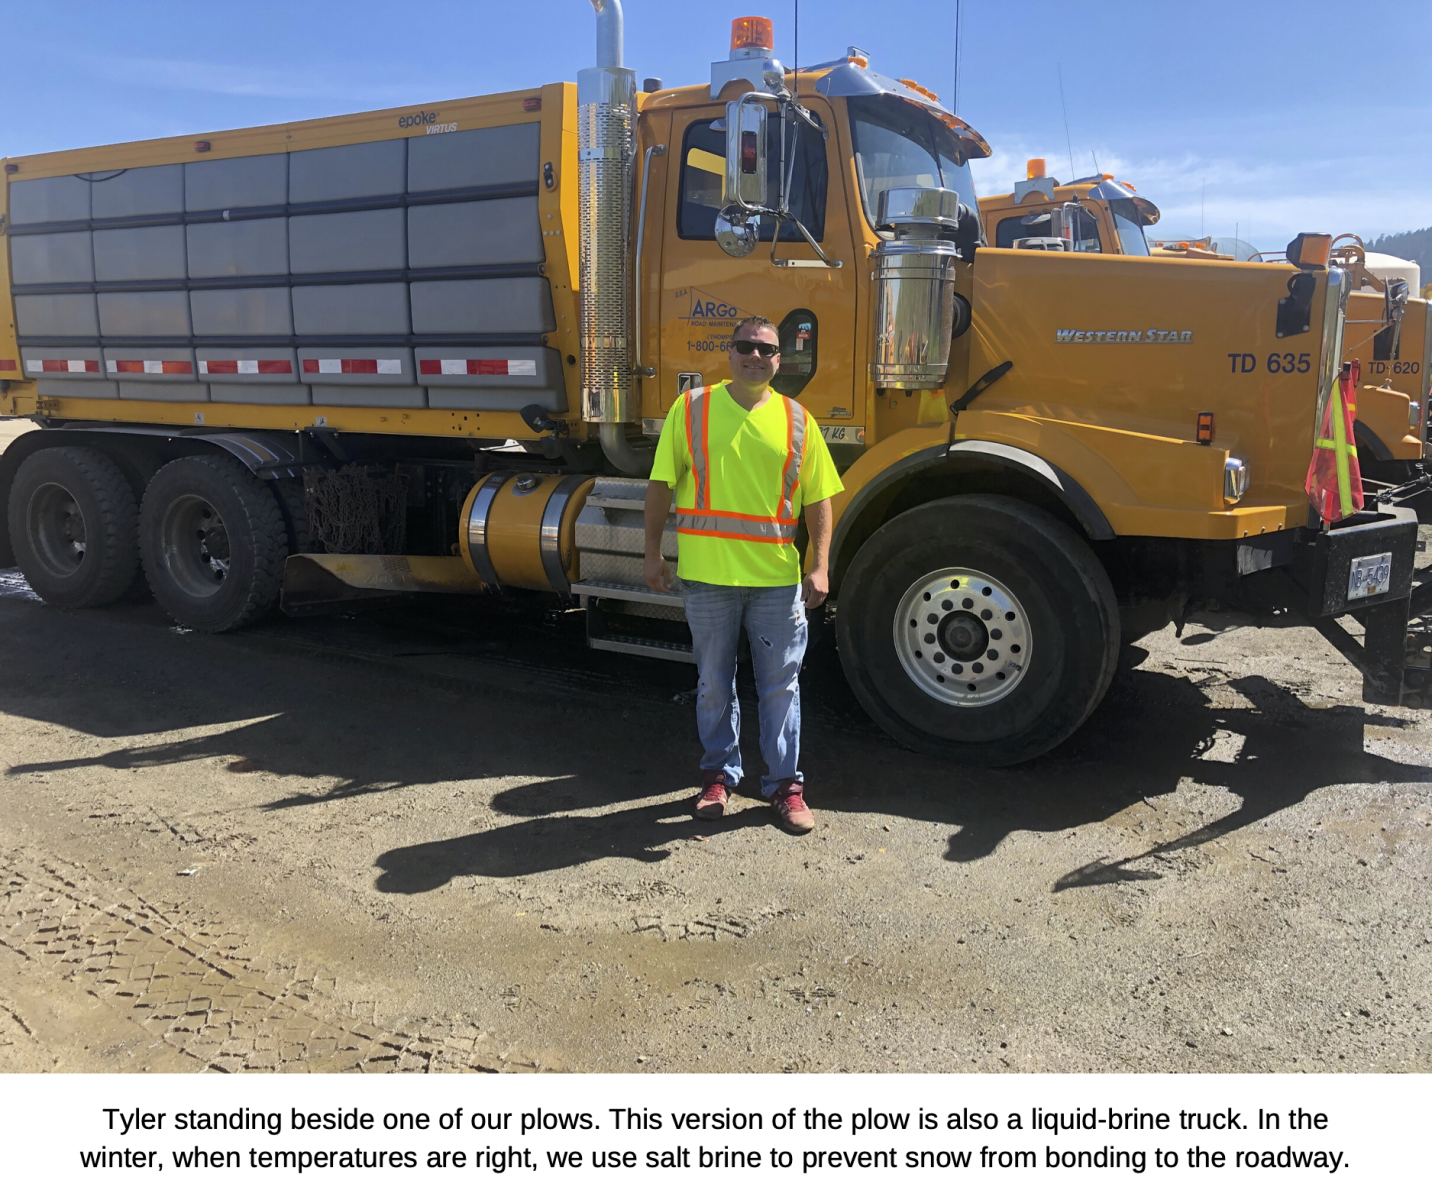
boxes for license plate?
[1347,552,1392,600]
[819,424,865,445]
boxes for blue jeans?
[680,580,807,797]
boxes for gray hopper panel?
[190,288,294,337]
[289,208,405,274]
[185,153,288,210]
[209,383,311,406]
[409,278,554,334]
[289,139,406,203]
[37,381,120,399]
[19,347,105,379]
[9,175,90,224]
[187,218,289,277]
[91,164,184,218]
[407,197,542,268]
[98,291,192,337]
[104,346,197,381]
[196,347,299,382]
[118,380,210,402]
[406,123,540,192]
[14,294,100,338]
[433,386,565,413]
[93,224,187,281]
[292,283,410,335]
[310,383,427,408]
[10,232,94,285]
[298,346,415,386]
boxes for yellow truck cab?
[977,158,1158,257]
[1,3,1427,765]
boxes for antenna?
[952,0,962,113]
[793,0,798,96]
[1201,179,1205,239]
[1057,65,1075,182]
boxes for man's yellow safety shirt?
[650,382,843,587]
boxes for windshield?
[1109,199,1149,255]
[848,96,978,230]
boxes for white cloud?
[73,49,470,108]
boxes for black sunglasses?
[732,339,780,358]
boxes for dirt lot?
[1,420,1429,1074]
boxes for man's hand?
[801,566,829,609]
[645,555,674,594]
[643,479,675,594]
[800,497,833,609]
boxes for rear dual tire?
[8,447,140,608]
[838,495,1119,766]
[139,455,287,633]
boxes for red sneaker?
[771,780,815,834]
[694,770,729,820]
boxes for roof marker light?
[730,16,774,52]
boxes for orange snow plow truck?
[1,2,1427,765]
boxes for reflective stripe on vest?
[675,385,808,544]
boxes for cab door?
[655,97,857,430]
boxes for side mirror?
[714,204,760,258]
[724,100,767,209]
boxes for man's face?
[728,324,781,386]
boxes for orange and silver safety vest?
[676,384,808,544]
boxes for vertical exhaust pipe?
[579,0,653,475]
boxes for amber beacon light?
[731,15,774,52]
[1026,158,1046,180]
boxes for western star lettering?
[1055,329,1194,343]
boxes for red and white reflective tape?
[418,358,537,376]
[301,358,403,375]
[199,359,292,375]
[25,358,100,374]
[106,359,193,375]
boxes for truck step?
[571,579,685,608]
[588,632,695,664]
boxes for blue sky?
[3,0,1429,250]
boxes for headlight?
[1411,399,1423,430]
[1224,456,1250,504]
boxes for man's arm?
[643,480,674,593]
[801,497,833,609]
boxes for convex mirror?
[715,205,760,258]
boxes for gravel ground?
[0,419,1428,1074]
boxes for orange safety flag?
[1305,359,1364,522]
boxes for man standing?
[643,316,843,834]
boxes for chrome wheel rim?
[893,568,1032,707]
[28,482,87,577]
[159,493,231,599]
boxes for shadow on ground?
[2,577,1426,896]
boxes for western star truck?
[1,2,1427,765]
[979,162,1431,483]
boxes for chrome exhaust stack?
[579,0,651,474]
[870,187,965,390]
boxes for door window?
[677,115,828,241]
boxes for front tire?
[139,455,286,632]
[837,495,1119,765]
[8,446,139,607]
